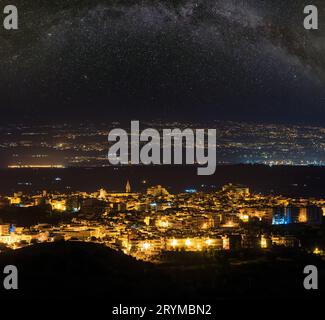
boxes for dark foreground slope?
[0,242,324,301]
[0,242,176,301]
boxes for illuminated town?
[1,180,324,261]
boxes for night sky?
[0,0,324,124]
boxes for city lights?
[260,236,268,249]
[313,248,321,255]
[8,164,65,169]
[205,239,213,246]
[141,242,151,251]
[0,181,324,259]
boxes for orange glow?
[8,164,65,168]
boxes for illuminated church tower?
[125,180,131,193]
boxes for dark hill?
[0,242,324,302]
[0,241,176,301]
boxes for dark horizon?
[0,115,325,129]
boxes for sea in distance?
[0,164,324,198]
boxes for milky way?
[0,0,324,123]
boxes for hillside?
[0,242,324,301]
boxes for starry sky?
[0,0,324,124]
